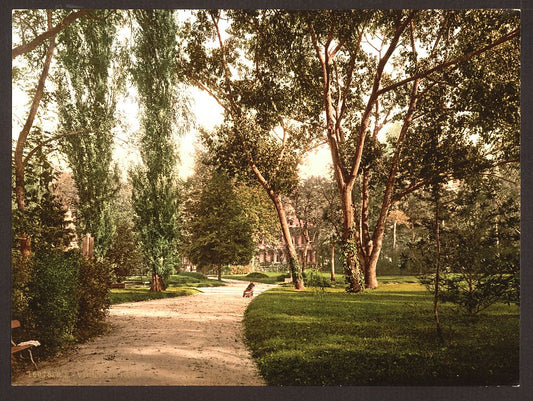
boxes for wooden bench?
[11,320,40,369]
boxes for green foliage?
[234,182,280,245]
[12,136,75,251]
[11,251,34,323]
[75,258,112,340]
[129,10,189,286]
[109,287,198,305]
[222,272,284,284]
[179,10,318,287]
[419,273,518,315]
[130,166,180,283]
[409,171,519,314]
[187,171,255,269]
[107,218,144,281]
[12,248,113,354]
[246,272,269,279]
[244,284,519,385]
[28,250,80,352]
[176,271,208,280]
[56,10,120,257]
[302,269,332,288]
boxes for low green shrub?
[177,271,207,280]
[11,251,33,326]
[302,269,332,288]
[277,273,290,282]
[110,287,198,304]
[419,272,520,315]
[246,272,269,279]
[12,249,114,356]
[75,257,112,341]
[29,250,80,352]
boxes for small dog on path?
[243,282,255,298]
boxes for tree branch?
[12,9,93,59]
[23,129,99,166]
[348,10,415,183]
[377,27,519,97]
[14,10,56,212]
[188,76,231,115]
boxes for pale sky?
[12,81,332,181]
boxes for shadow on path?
[12,279,276,386]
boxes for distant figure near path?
[243,281,255,297]
[12,279,275,386]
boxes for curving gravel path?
[12,279,274,386]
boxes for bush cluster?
[302,269,332,288]
[75,257,112,340]
[178,271,207,280]
[246,272,269,279]
[11,249,111,355]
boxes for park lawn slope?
[109,287,199,304]
[243,283,519,386]
[110,273,225,304]
[222,272,287,284]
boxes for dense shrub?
[75,257,112,340]
[11,251,33,325]
[29,250,80,352]
[12,248,113,356]
[246,272,269,279]
[277,272,290,282]
[178,271,207,280]
[419,272,519,315]
[303,269,332,288]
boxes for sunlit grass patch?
[109,287,199,304]
[244,283,519,386]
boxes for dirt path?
[12,279,274,386]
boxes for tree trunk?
[330,243,336,281]
[340,186,363,293]
[301,224,310,272]
[359,170,380,289]
[150,272,166,292]
[14,11,56,257]
[270,193,304,289]
[393,220,397,252]
[13,10,92,59]
[434,190,443,340]
[18,236,32,257]
[218,265,222,281]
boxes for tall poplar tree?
[130,10,187,291]
[56,10,120,257]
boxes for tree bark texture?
[270,193,304,289]
[340,185,363,293]
[330,243,336,281]
[434,190,443,340]
[150,272,166,292]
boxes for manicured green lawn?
[110,272,225,304]
[243,282,519,386]
[222,271,286,284]
[109,287,199,304]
